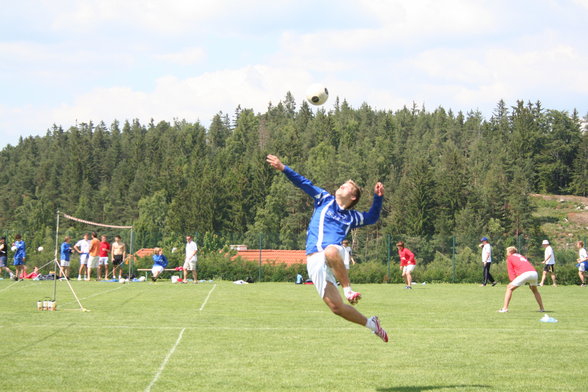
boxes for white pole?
[52,210,60,301]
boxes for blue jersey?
[60,242,73,261]
[152,254,168,268]
[282,166,383,255]
[13,240,26,261]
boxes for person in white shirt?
[74,233,91,280]
[576,241,587,287]
[341,239,355,270]
[183,235,198,283]
[539,239,557,287]
[479,237,497,287]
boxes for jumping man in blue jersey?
[266,155,388,342]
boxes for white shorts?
[183,258,197,271]
[152,265,164,275]
[60,260,70,267]
[307,245,346,298]
[79,253,89,265]
[403,264,416,273]
[579,262,586,272]
[88,256,99,268]
[98,257,109,265]
[511,271,538,287]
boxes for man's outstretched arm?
[266,154,325,199]
[356,182,385,226]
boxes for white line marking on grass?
[145,327,185,392]
[59,284,125,307]
[0,280,22,293]
[0,280,41,293]
[199,284,217,311]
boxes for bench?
[136,268,180,279]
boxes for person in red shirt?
[397,241,416,289]
[23,266,40,279]
[98,235,111,280]
[499,246,545,313]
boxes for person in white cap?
[479,237,497,287]
[539,240,556,287]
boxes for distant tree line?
[0,94,586,264]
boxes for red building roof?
[135,248,156,258]
[233,249,306,266]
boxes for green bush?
[349,261,389,283]
[120,247,587,286]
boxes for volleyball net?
[50,211,135,311]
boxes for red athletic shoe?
[370,316,388,343]
[345,291,362,305]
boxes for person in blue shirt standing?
[151,247,168,282]
[59,236,74,280]
[266,154,388,343]
[12,234,26,280]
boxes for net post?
[53,210,60,301]
[129,228,135,279]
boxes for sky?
[1,0,587,148]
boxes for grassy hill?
[531,193,588,251]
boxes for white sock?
[343,286,353,297]
[365,316,376,332]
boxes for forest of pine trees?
[0,94,586,265]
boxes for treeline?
[0,94,586,263]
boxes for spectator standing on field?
[183,235,198,283]
[499,246,545,313]
[12,234,26,280]
[576,241,587,287]
[539,240,557,287]
[0,236,15,279]
[397,241,416,289]
[98,235,111,280]
[479,237,497,287]
[266,154,388,343]
[59,236,74,280]
[341,239,356,270]
[74,233,90,280]
[111,235,126,280]
[87,232,100,281]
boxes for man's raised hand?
[374,182,384,197]
[266,154,285,171]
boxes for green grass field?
[0,279,586,392]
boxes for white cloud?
[356,0,499,37]
[46,0,303,35]
[0,104,55,146]
[573,0,588,10]
[48,0,227,33]
[1,0,587,148]
[0,41,134,87]
[49,65,314,129]
[154,47,207,66]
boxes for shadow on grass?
[118,290,144,307]
[377,385,492,391]
[535,216,561,225]
[0,323,73,359]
